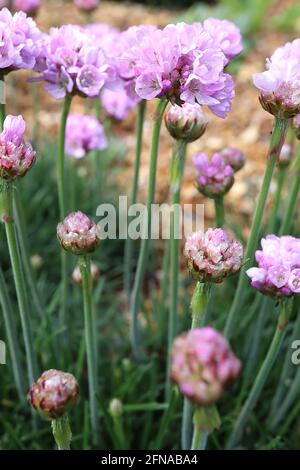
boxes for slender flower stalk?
[0,266,25,400]
[130,98,168,361]
[214,197,225,227]
[1,183,37,385]
[267,165,287,233]
[224,117,288,338]
[226,299,292,449]
[279,145,300,235]
[124,100,146,298]
[57,95,72,329]
[52,414,72,450]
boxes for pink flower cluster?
[74,0,100,11]
[171,327,241,406]
[101,87,138,121]
[29,369,79,419]
[253,39,300,118]
[65,114,107,158]
[0,115,36,180]
[247,235,300,298]
[123,22,240,117]
[203,18,243,62]
[219,147,245,173]
[184,228,243,283]
[193,152,234,197]
[57,211,99,255]
[0,7,42,73]
[35,25,114,99]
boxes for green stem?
[214,196,225,227]
[124,100,146,298]
[279,145,300,235]
[1,184,37,386]
[79,255,99,444]
[0,266,25,400]
[51,414,72,450]
[191,427,202,451]
[224,117,288,339]
[129,98,168,361]
[57,95,72,330]
[226,299,292,449]
[267,166,286,233]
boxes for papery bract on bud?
[219,147,245,172]
[253,39,300,118]
[171,327,241,406]
[72,262,100,285]
[184,228,243,283]
[57,211,99,255]
[74,0,100,11]
[0,115,36,180]
[65,114,107,158]
[164,103,208,142]
[247,234,300,298]
[203,18,243,63]
[193,152,234,198]
[29,369,79,420]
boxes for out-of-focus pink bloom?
[277,143,292,167]
[72,261,100,285]
[253,39,300,118]
[203,18,243,63]
[193,152,234,197]
[101,87,138,121]
[293,114,300,140]
[74,0,100,11]
[0,115,36,180]
[0,8,42,74]
[29,369,79,420]
[34,25,114,99]
[13,0,41,16]
[184,228,243,283]
[57,211,99,255]
[164,103,208,142]
[171,327,241,406]
[247,235,300,298]
[219,147,245,172]
[65,114,107,158]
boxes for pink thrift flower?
[0,115,36,180]
[193,152,234,197]
[13,0,41,16]
[184,228,243,283]
[219,147,245,173]
[65,114,107,158]
[247,235,300,298]
[253,39,300,118]
[57,211,99,255]
[74,0,100,11]
[29,369,79,420]
[171,327,241,406]
[164,103,208,142]
[101,87,138,121]
[203,18,243,63]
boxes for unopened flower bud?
[109,398,123,418]
[29,369,79,420]
[193,152,234,198]
[184,228,243,283]
[72,262,100,285]
[219,147,245,173]
[293,114,300,140]
[277,144,293,167]
[165,104,208,143]
[0,115,36,181]
[30,254,43,270]
[171,327,241,406]
[57,211,99,255]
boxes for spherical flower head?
[57,211,99,255]
[165,103,208,142]
[171,327,241,406]
[101,87,138,121]
[277,143,292,167]
[29,369,79,420]
[65,114,107,159]
[253,39,300,118]
[74,0,100,11]
[184,228,243,283]
[0,115,36,180]
[247,234,300,298]
[203,18,243,63]
[219,147,245,173]
[13,0,41,16]
[72,262,100,285]
[293,114,300,140]
[193,152,234,198]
